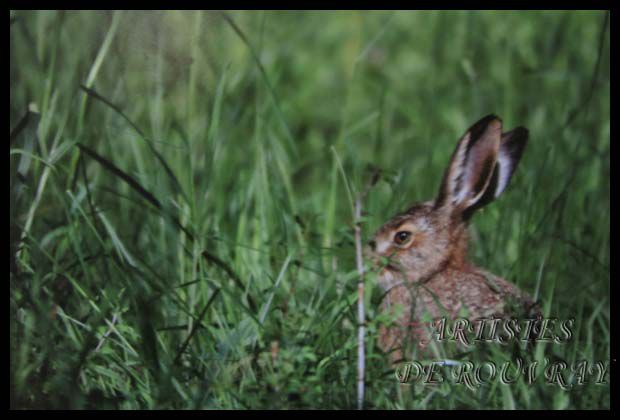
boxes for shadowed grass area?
[10,10,609,409]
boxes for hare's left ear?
[435,115,528,218]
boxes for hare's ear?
[434,115,502,217]
[476,127,528,206]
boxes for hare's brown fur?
[369,115,538,361]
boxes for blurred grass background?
[10,10,609,409]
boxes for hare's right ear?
[472,126,528,211]
[434,115,502,218]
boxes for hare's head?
[369,115,528,290]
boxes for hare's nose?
[368,240,377,251]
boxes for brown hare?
[368,115,539,361]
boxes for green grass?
[10,10,610,409]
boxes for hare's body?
[379,260,537,358]
[369,116,539,360]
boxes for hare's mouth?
[384,263,401,273]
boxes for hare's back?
[422,268,535,320]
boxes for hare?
[368,115,539,361]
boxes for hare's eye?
[393,231,412,245]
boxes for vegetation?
[10,10,609,409]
